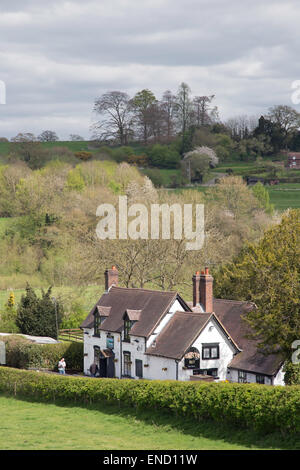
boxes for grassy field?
[267,185,300,210]
[0,285,102,313]
[0,395,298,450]
[0,140,92,155]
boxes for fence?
[59,329,83,343]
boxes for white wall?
[144,355,177,381]
[273,365,285,386]
[228,369,273,386]
[146,299,184,349]
[178,317,236,381]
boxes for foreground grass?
[0,395,298,450]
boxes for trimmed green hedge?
[1,335,83,371]
[0,367,299,434]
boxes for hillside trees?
[267,105,300,149]
[10,133,49,169]
[213,209,300,360]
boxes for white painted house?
[81,267,284,385]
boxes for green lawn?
[0,395,298,450]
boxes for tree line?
[92,83,300,157]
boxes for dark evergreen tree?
[16,284,63,339]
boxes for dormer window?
[123,318,132,342]
[94,312,101,337]
[94,305,111,337]
[122,309,142,343]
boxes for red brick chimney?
[104,266,118,291]
[200,267,213,313]
[192,271,201,307]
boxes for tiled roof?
[146,311,212,360]
[80,286,191,338]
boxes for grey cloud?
[0,0,300,138]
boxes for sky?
[0,0,300,140]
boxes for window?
[135,359,143,378]
[94,312,101,337]
[238,370,247,383]
[106,333,114,350]
[123,319,133,342]
[198,368,218,377]
[256,374,265,384]
[202,344,219,360]
[123,352,131,377]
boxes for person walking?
[58,357,66,375]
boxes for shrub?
[74,151,93,161]
[0,367,299,434]
[1,335,83,371]
[284,361,300,385]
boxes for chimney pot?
[105,266,118,291]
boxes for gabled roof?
[212,299,256,350]
[146,311,212,360]
[124,309,142,321]
[80,285,191,338]
[97,306,111,317]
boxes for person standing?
[89,362,99,377]
[58,357,66,375]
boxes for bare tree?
[161,90,177,139]
[193,95,218,127]
[38,130,59,142]
[174,82,193,136]
[93,91,134,145]
[70,134,84,141]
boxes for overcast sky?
[0,0,300,140]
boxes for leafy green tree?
[148,144,180,168]
[0,302,19,333]
[214,210,300,360]
[131,89,157,143]
[267,105,300,150]
[283,361,300,385]
[16,284,63,339]
[252,182,274,215]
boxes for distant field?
[0,140,95,157]
[0,395,296,450]
[267,185,300,210]
[0,285,102,314]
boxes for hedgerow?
[0,367,299,434]
[1,335,83,371]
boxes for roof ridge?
[213,298,254,305]
[173,311,211,318]
[110,285,177,295]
